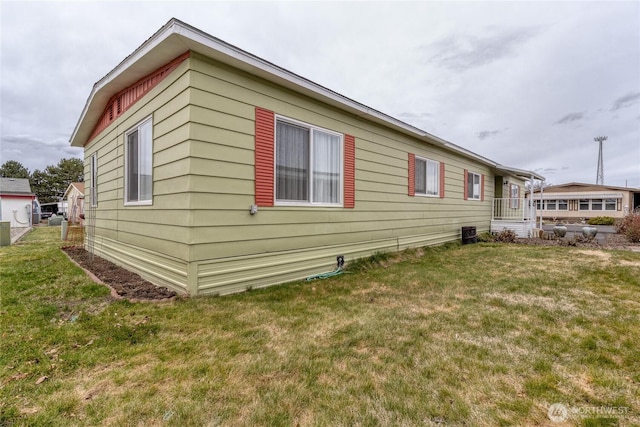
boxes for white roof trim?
[70,18,542,180]
[495,166,544,181]
[531,193,624,200]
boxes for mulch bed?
[62,246,177,301]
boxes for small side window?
[124,117,153,205]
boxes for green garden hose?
[306,255,347,281]
[306,267,343,281]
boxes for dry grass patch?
[576,249,613,261]
[619,259,640,267]
[2,230,639,426]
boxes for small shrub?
[587,216,615,225]
[477,232,495,243]
[494,229,516,243]
[617,209,640,242]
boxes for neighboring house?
[0,177,36,228]
[70,18,543,296]
[530,182,640,221]
[64,182,85,223]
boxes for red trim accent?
[439,162,445,198]
[408,153,415,196]
[344,134,355,208]
[0,194,35,199]
[86,51,191,145]
[255,107,275,207]
[481,174,485,201]
[463,169,468,200]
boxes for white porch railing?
[491,198,538,237]
[492,198,536,220]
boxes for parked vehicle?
[40,202,67,220]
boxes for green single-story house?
[70,18,543,296]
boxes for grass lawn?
[1,227,639,426]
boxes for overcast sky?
[1,1,639,187]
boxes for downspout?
[530,173,535,236]
[539,179,544,229]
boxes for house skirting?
[88,229,481,296]
[491,220,535,238]
[90,236,189,294]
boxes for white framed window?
[124,117,153,205]
[546,200,557,210]
[467,171,481,200]
[90,153,98,207]
[415,157,440,197]
[557,199,568,210]
[605,199,617,211]
[275,116,343,206]
[579,199,590,211]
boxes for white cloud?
[1,1,639,187]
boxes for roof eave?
[495,166,545,181]
[70,18,543,181]
[70,19,187,147]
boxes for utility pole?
[594,136,607,185]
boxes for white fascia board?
[495,165,545,181]
[174,24,507,167]
[174,22,438,139]
[70,18,541,180]
[535,192,624,200]
[70,20,188,146]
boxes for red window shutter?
[481,174,485,201]
[255,107,275,207]
[439,162,445,198]
[463,169,468,200]
[408,153,415,196]
[344,134,355,208]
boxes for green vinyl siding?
[82,59,193,292]
[91,235,188,293]
[84,51,498,295]
[185,52,493,292]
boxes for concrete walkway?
[10,227,32,244]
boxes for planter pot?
[582,226,598,239]
[553,225,567,238]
